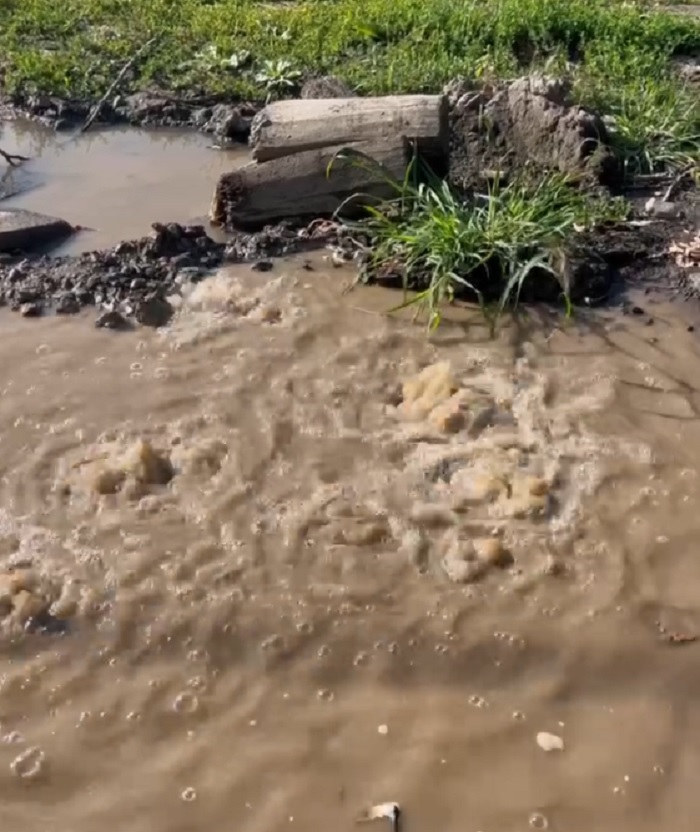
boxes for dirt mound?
[448,75,617,189]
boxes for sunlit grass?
[331,150,628,329]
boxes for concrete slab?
[0,208,74,253]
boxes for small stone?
[251,260,273,272]
[536,731,564,752]
[529,812,549,829]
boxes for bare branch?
[0,146,29,167]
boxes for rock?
[301,75,356,99]
[203,104,252,141]
[536,731,565,752]
[95,309,130,330]
[135,297,173,328]
[55,292,80,314]
[0,208,73,253]
[251,260,274,272]
[19,301,42,317]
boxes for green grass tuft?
[332,151,627,330]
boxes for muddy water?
[0,120,245,254]
[1,258,700,831]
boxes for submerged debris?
[536,731,565,752]
[670,232,700,268]
[357,801,401,831]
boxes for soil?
[0,220,339,322]
[1,73,698,320]
[447,75,618,190]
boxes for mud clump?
[0,568,81,632]
[447,75,617,189]
[66,438,174,501]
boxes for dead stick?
[81,36,157,133]
[0,146,29,167]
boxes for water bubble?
[377,724,389,735]
[181,787,197,802]
[126,711,141,722]
[11,746,45,780]
[317,689,334,702]
[353,651,369,667]
[130,362,143,372]
[387,642,399,654]
[529,812,548,829]
[296,621,313,635]
[317,645,330,658]
[468,695,488,709]
[3,732,24,744]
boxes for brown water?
[1,252,700,831]
[0,120,245,254]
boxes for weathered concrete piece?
[250,95,449,165]
[0,209,73,252]
[211,139,409,229]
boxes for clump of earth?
[0,566,84,633]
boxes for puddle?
[0,120,247,254]
[0,252,700,830]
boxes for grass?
[332,151,628,329]
[0,0,697,172]
[0,0,697,167]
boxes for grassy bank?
[1,1,699,169]
[1,0,699,321]
[0,1,696,97]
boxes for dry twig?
[81,36,158,133]
[0,146,29,167]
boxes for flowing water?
[2,123,700,831]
